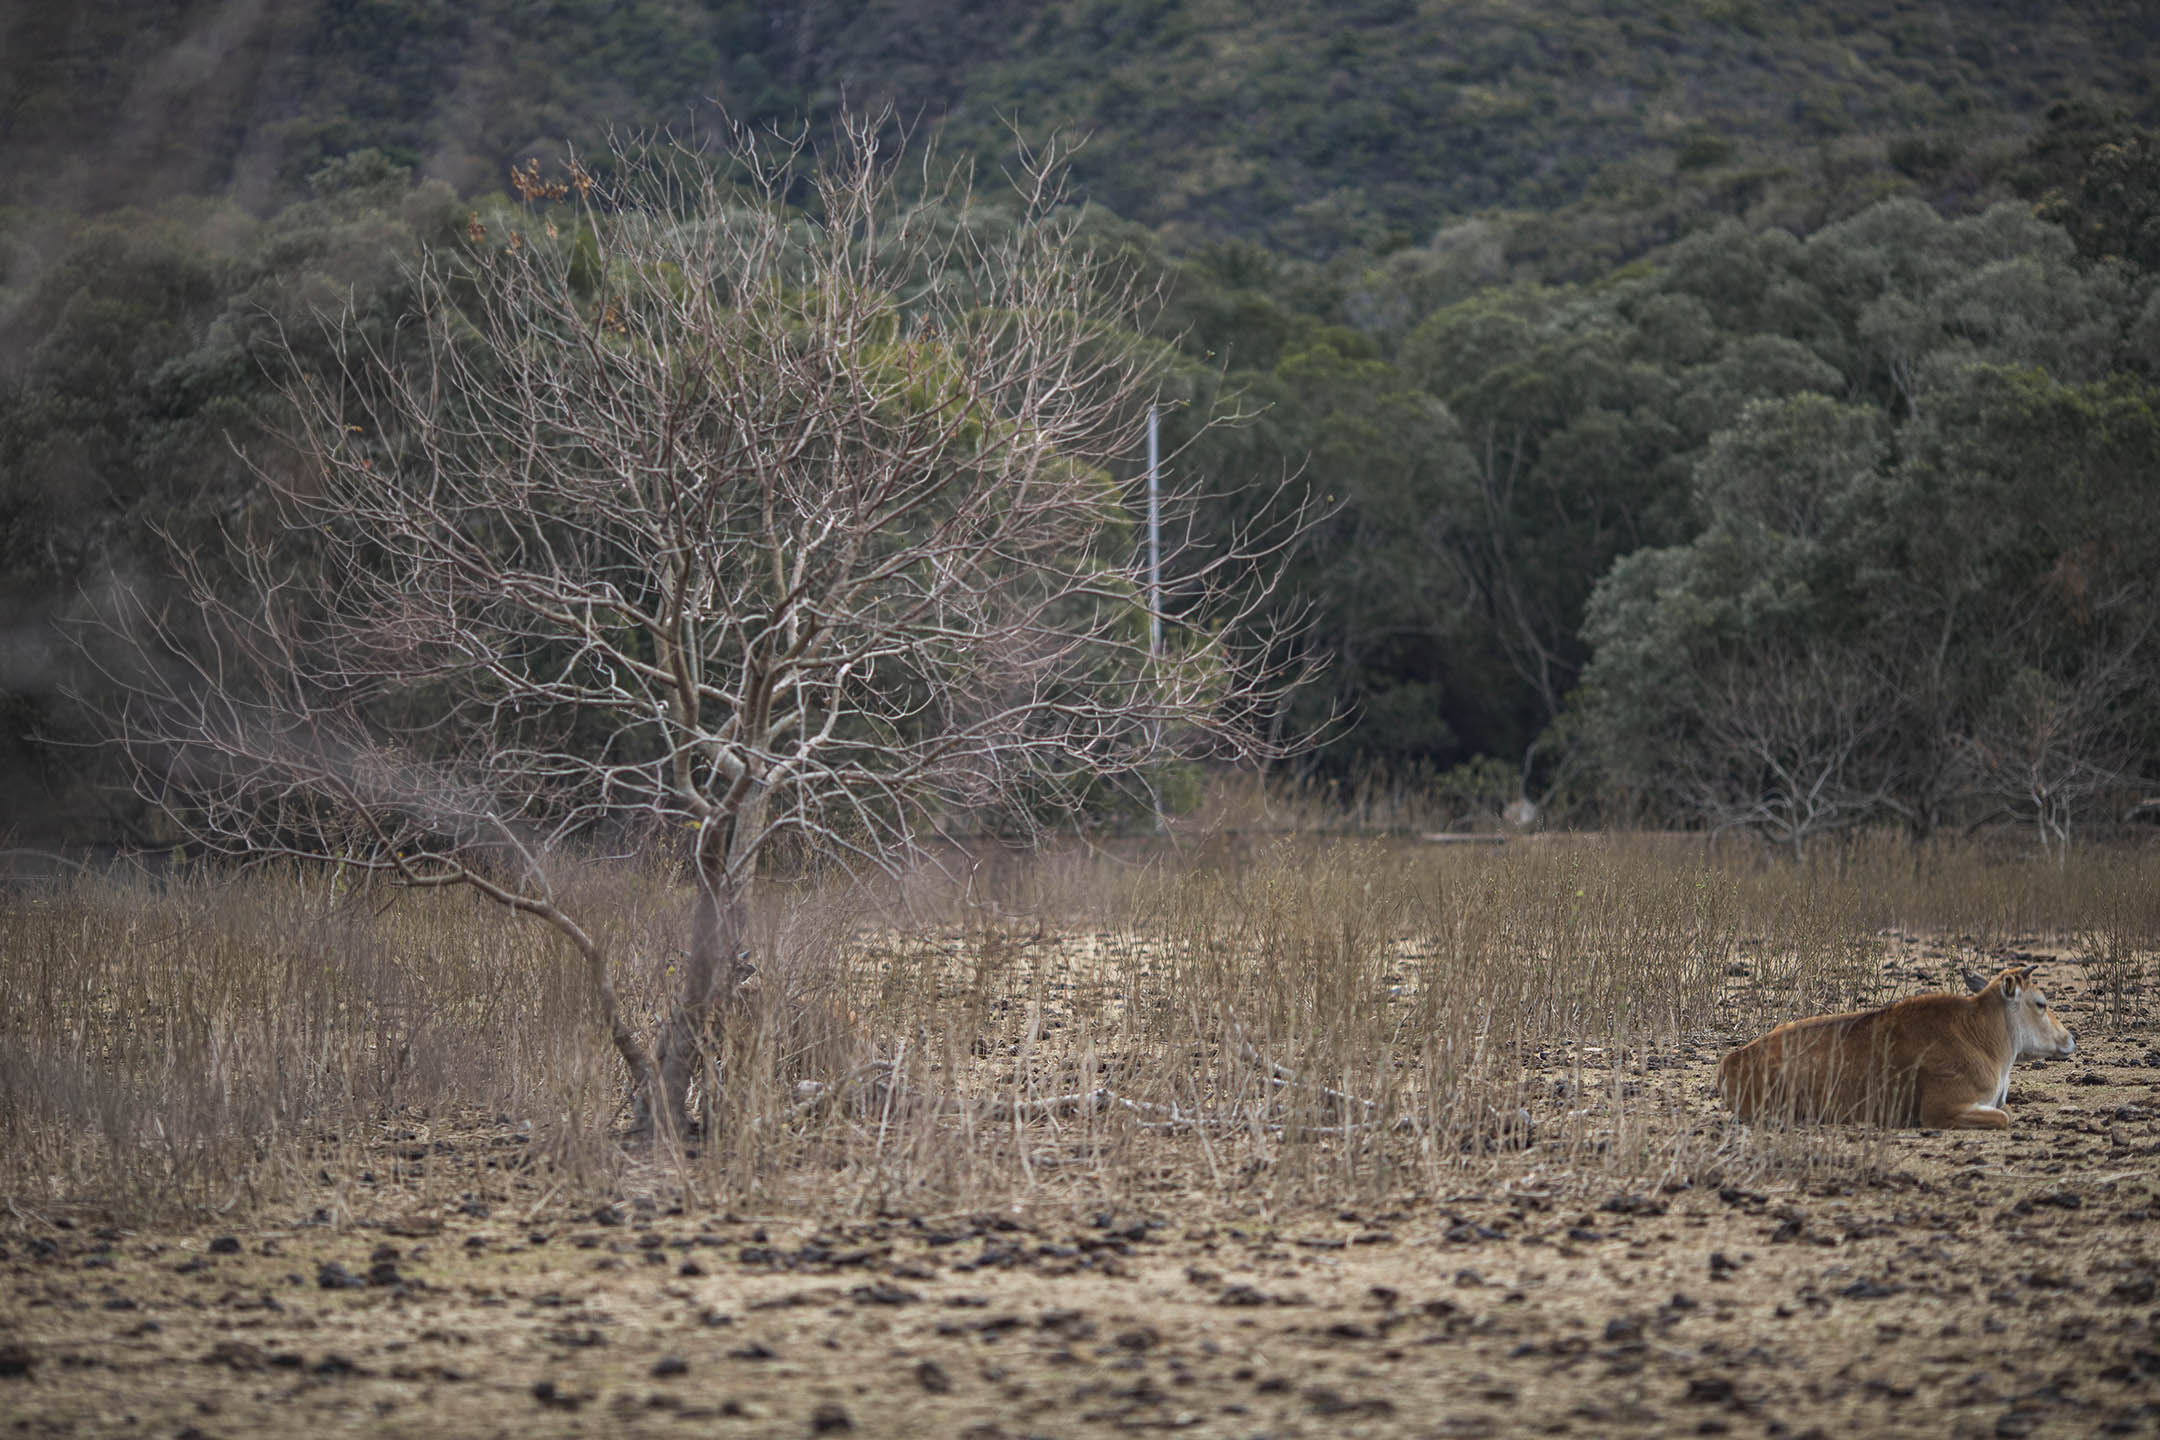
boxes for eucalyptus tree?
[97,118,1310,1134]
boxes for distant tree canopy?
[5,0,2155,242]
[7,10,2160,851]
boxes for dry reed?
[2,827,2154,1225]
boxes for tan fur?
[1717,966,2075,1130]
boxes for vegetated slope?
[951,0,2158,253]
[4,0,2154,242]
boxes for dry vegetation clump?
[4,832,2156,1229]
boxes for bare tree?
[1956,630,2160,860]
[93,116,1311,1135]
[1669,645,1899,861]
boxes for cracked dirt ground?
[4,942,2158,1440]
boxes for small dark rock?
[0,1343,34,1378]
[916,1358,953,1393]
[208,1236,242,1255]
[202,1341,265,1371]
[1839,1278,1903,1300]
[531,1379,584,1411]
[1685,1376,1736,1404]
[1600,1194,1667,1217]
[651,1354,688,1378]
[811,1401,853,1433]
[1038,1309,1091,1338]
[316,1261,364,1290]
[848,1283,919,1306]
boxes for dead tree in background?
[94,116,1312,1136]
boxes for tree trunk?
[651,826,756,1136]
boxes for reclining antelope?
[1718,965,2075,1130]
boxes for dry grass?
[3,827,2157,1228]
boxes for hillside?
[5,1,2160,848]
[5,0,2154,250]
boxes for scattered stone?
[1838,1278,1904,1300]
[1600,1194,1667,1217]
[1304,1386,1392,1418]
[916,1358,953,1393]
[848,1283,919,1306]
[316,1261,364,1290]
[201,1341,266,1371]
[1038,1308,1091,1338]
[208,1236,241,1254]
[531,1379,584,1411]
[0,1343,34,1379]
[810,1401,853,1432]
[1684,1376,1735,1404]
[651,1354,688,1378]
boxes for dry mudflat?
[4,942,2159,1440]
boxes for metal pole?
[1145,404,1164,835]
[1146,405,1161,660]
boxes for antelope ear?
[2000,969,2022,999]
[1962,970,1988,994]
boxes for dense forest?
[4,0,2159,851]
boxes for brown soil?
[5,946,2158,1440]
